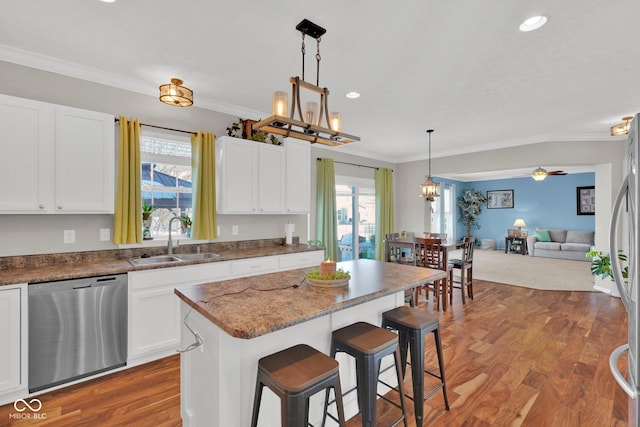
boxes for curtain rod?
[316,158,393,172]
[114,118,196,135]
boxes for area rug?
[449,248,596,292]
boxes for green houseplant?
[457,188,487,238]
[142,201,156,240]
[587,250,628,281]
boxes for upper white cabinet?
[55,106,115,213]
[216,136,309,214]
[0,95,54,213]
[284,139,311,213]
[0,94,115,214]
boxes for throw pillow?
[534,229,552,242]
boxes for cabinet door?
[258,144,285,213]
[284,139,310,213]
[0,95,54,213]
[128,262,231,364]
[218,137,258,213]
[0,287,22,393]
[55,106,115,213]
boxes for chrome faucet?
[168,216,183,256]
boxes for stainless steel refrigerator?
[610,112,640,425]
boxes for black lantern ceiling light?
[420,129,440,201]
[252,19,360,146]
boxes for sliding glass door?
[336,177,376,261]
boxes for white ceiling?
[0,0,637,164]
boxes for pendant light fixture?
[420,129,440,201]
[610,116,633,136]
[252,19,360,146]
[159,78,193,107]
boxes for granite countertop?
[0,238,322,286]
[174,259,446,339]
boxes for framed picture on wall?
[577,186,595,215]
[487,190,514,209]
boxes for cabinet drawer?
[231,256,279,277]
[279,251,324,270]
[129,262,231,291]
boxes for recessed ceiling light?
[519,15,548,32]
[346,91,361,99]
[100,0,116,3]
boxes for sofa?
[526,228,594,262]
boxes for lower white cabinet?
[128,262,231,365]
[128,250,324,366]
[0,284,27,402]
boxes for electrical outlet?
[100,228,110,241]
[232,225,239,236]
[64,230,76,244]
[217,225,221,235]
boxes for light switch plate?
[64,230,76,244]
[100,228,110,241]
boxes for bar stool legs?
[323,321,408,427]
[251,344,347,427]
[382,306,449,427]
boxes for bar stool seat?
[251,344,346,427]
[381,306,449,427]
[324,321,408,427]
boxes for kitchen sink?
[128,255,183,266]
[176,252,220,261]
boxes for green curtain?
[113,117,141,244]
[316,158,339,261]
[375,168,395,261]
[191,131,218,240]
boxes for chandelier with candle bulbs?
[420,129,440,201]
[252,19,360,146]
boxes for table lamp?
[513,219,526,237]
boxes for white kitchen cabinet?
[230,255,280,278]
[0,284,27,401]
[284,139,311,213]
[216,136,296,214]
[279,251,324,270]
[128,261,231,365]
[0,95,54,213]
[55,106,115,213]
[258,143,285,213]
[0,94,114,214]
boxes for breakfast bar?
[174,259,446,426]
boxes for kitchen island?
[174,259,446,426]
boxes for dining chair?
[414,237,451,311]
[449,237,475,304]
[385,233,402,262]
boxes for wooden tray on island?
[306,275,350,288]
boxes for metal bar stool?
[381,306,449,427]
[323,321,408,427]
[251,344,347,427]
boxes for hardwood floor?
[0,280,629,426]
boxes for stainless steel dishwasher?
[28,274,128,392]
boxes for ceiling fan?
[531,166,567,181]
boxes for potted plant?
[226,117,281,145]
[457,188,487,239]
[142,201,156,240]
[587,250,628,281]
[181,215,192,237]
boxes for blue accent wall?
[452,172,595,246]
